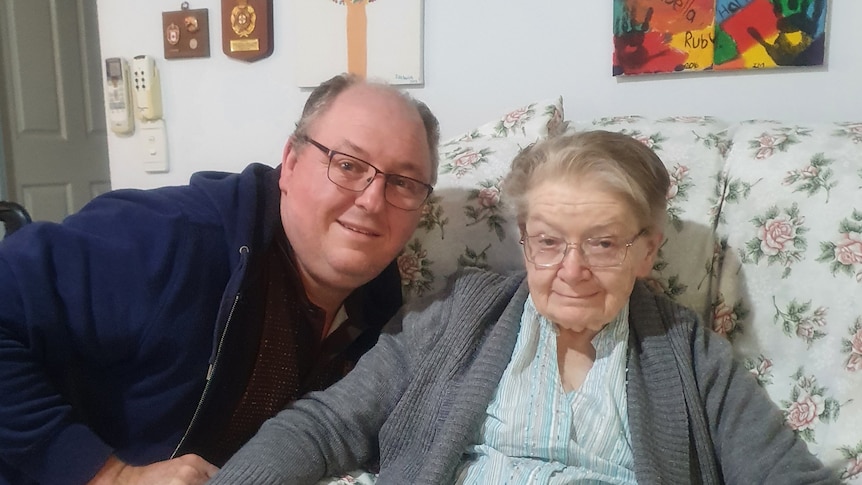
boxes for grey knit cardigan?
[211,269,836,485]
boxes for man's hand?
[88,454,219,485]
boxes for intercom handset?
[131,55,163,121]
[105,57,133,134]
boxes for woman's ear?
[634,230,663,278]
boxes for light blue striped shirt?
[454,296,635,484]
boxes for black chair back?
[0,201,32,239]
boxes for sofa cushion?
[399,97,565,302]
[715,120,862,478]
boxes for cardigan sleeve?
[209,292,452,485]
[210,269,524,485]
[688,318,839,484]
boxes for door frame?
[0,1,13,202]
[0,115,7,201]
[0,36,7,201]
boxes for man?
[0,74,439,484]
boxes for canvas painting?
[613,0,827,76]
[293,0,424,87]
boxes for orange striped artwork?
[294,0,423,87]
[337,0,376,79]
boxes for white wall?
[98,1,862,190]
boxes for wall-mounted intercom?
[103,54,169,173]
[105,57,133,134]
[131,55,163,121]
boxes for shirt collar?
[525,297,629,358]
[592,303,629,358]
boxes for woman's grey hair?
[293,73,441,185]
[502,130,670,233]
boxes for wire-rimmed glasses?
[300,136,433,211]
[519,229,647,268]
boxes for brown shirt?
[206,232,375,465]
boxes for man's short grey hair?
[294,73,440,186]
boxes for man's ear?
[635,230,663,278]
[279,136,300,189]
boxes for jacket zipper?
[171,246,248,458]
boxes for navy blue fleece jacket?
[0,163,401,484]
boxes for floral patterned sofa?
[397,99,862,482]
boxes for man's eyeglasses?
[300,136,433,211]
[519,229,647,268]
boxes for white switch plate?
[140,119,168,173]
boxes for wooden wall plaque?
[221,0,274,62]
[162,3,210,59]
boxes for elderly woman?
[211,131,834,484]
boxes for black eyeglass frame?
[299,135,434,211]
[519,228,648,268]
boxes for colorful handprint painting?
[293,0,423,87]
[613,0,827,75]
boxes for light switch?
[140,119,168,173]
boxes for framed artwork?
[613,0,827,76]
[293,0,424,87]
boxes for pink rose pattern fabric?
[844,318,862,373]
[741,204,807,278]
[494,105,535,137]
[781,369,839,440]
[747,125,811,160]
[717,120,862,482]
